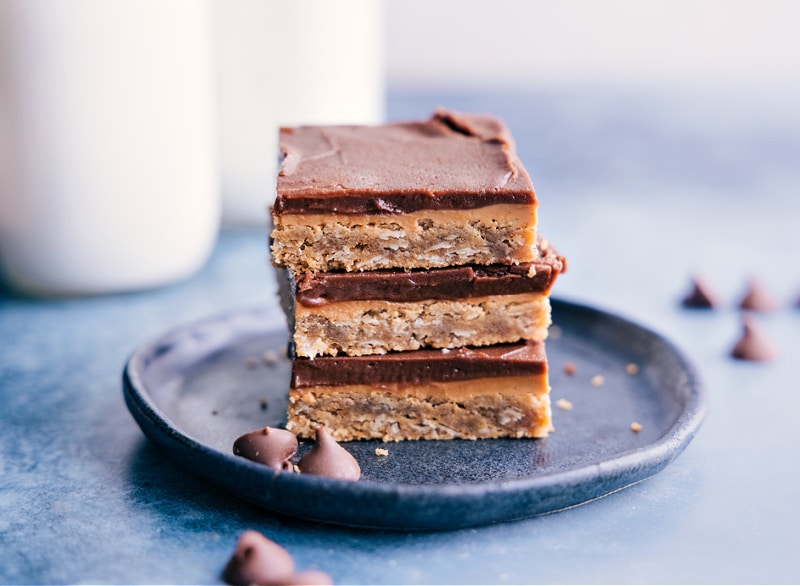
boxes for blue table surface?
[2,89,800,584]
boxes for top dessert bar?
[270,109,538,273]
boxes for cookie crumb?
[549,325,562,340]
[555,398,573,410]
[631,422,643,432]
[375,448,389,456]
[591,374,605,387]
[259,399,269,411]
[626,363,639,375]
[262,350,278,365]
[563,362,576,376]
[244,357,259,369]
[211,409,219,416]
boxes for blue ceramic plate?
[123,299,705,530]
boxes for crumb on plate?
[591,374,605,387]
[556,398,573,410]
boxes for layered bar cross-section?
[287,341,553,441]
[282,238,565,358]
[270,109,539,273]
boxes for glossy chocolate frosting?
[274,109,535,215]
[291,341,547,389]
[293,239,565,307]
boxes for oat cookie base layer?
[270,204,537,272]
[287,376,553,442]
[294,294,552,358]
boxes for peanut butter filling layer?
[271,204,537,272]
[293,293,552,358]
[287,375,553,441]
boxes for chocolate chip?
[731,315,777,361]
[682,276,718,308]
[233,427,298,471]
[222,530,295,586]
[297,427,361,481]
[738,279,776,312]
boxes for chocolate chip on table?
[222,530,335,586]
[233,427,298,471]
[731,314,777,361]
[681,276,718,309]
[738,279,776,312]
[222,530,295,586]
[297,427,361,481]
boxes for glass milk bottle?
[0,0,220,296]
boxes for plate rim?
[122,298,707,529]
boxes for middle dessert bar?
[287,341,553,441]
[282,239,565,358]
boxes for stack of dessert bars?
[270,109,565,442]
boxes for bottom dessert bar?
[287,341,553,442]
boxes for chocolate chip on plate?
[233,427,298,471]
[297,427,361,481]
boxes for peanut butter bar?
[287,341,553,441]
[270,109,538,273]
[282,239,565,358]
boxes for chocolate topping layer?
[291,341,546,389]
[293,239,565,307]
[274,108,535,215]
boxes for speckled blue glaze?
[3,90,800,584]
